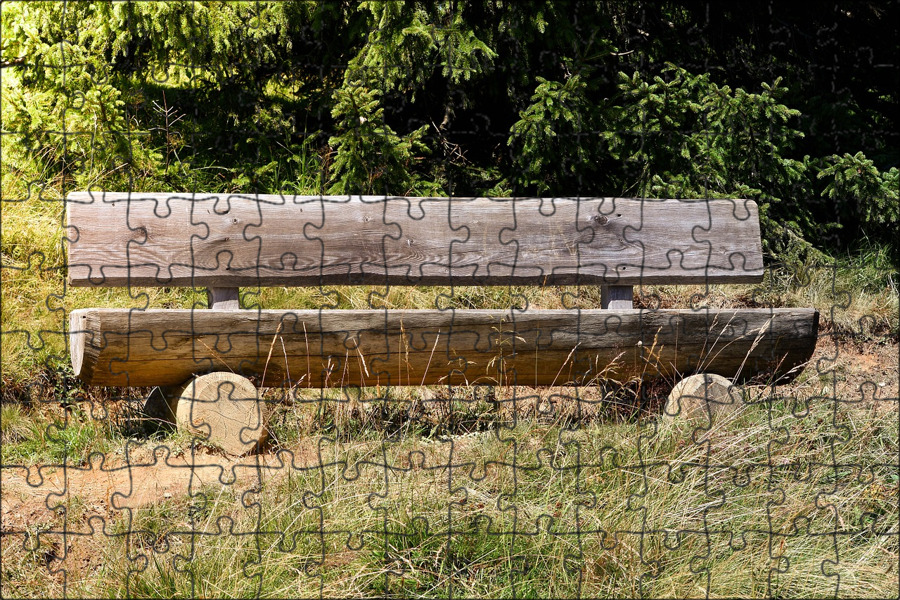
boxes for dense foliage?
[3,1,898,263]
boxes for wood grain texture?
[665,373,739,420]
[70,308,818,388]
[66,193,764,287]
[174,372,266,456]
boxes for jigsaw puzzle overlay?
[1,2,897,598]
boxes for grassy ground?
[1,359,897,598]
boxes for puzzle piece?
[3,2,898,598]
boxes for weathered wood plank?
[66,193,764,287]
[70,308,818,387]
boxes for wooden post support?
[208,287,240,310]
[142,385,178,426]
[601,285,633,309]
[664,373,742,422]
[175,372,267,456]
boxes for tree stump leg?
[664,373,743,423]
[174,372,267,456]
[143,385,179,426]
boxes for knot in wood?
[591,215,609,225]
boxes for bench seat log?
[70,308,818,388]
[67,194,764,287]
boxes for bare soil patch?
[1,438,323,532]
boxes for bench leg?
[664,373,743,423]
[173,372,268,456]
[143,385,178,427]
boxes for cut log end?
[69,310,88,378]
[174,372,267,456]
[664,373,742,423]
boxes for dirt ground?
[1,439,318,533]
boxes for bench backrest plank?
[66,193,764,287]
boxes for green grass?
[0,402,123,465]
[4,386,893,598]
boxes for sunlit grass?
[3,385,893,599]
[0,403,123,466]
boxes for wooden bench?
[66,193,819,452]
